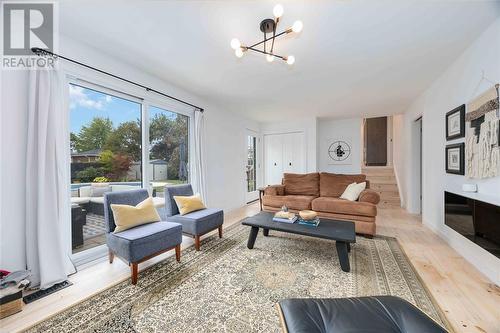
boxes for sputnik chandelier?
[230,4,303,65]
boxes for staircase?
[362,167,401,208]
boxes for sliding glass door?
[67,77,194,264]
[69,83,142,255]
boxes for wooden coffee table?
[241,211,356,272]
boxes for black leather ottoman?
[276,296,448,333]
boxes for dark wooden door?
[365,117,387,166]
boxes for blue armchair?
[164,184,223,251]
[104,189,182,285]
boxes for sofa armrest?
[264,185,285,196]
[358,189,380,205]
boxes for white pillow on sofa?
[340,182,366,201]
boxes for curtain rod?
[31,47,204,113]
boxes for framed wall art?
[327,138,352,165]
[445,104,465,140]
[445,143,465,175]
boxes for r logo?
[2,2,54,56]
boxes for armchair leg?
[218,225,223,238]
[175,244,181,262]
[131,263,138,285]
[108,249,114,264]
[194,235,201,251]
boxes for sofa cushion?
[71,197,90,205]
[319,173,367,197]
[283,173,319,196]
[262,195,286,208]
[111,184,138,192]
[166,208,223,236]
[285,195,317,211]
[90,197,104,204]
[263,195,317,211]
[107,221,182,262]
[312,197,376,217]
[78,186,92,198]
[91,185,111,197]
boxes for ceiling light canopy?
[230,4,302,65]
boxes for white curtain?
[192,111,207,203]
[26,65,75,289]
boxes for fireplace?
[444,191,500,258]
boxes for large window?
[68,81,192,258]
[69,84,142,254]
[149,106,189,198]
[67,78,192,263]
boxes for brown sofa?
[262,172,380,236]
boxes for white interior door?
[265,134,283,185]
[282,133,294,173]
[264,132,306,185]
[282,132,305,174]
[291,132,305,173]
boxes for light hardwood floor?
[1,204,499,333]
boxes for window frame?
[63,64,195,266]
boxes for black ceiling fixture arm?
[245,46,286,60]
[30,47,205,113]
[247,29,290,50]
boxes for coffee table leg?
[247,227,259,249]
[336,241,350,272]
[263,228,269,237]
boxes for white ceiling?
[59,0,500,122]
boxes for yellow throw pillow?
[111,197,161,233]
[173,194,206,215]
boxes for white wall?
[261,117,317,173]
[318,117,363,174]
[0,36,259,271]
[401,18,500,284]
[392,114,406,207]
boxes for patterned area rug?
[26,223,448,332]
[83,214,106,240]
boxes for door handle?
[274,163,277,166]
[289,162,292,166]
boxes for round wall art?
[328,140,351,162]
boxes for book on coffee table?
[297,217,320,227]
[272,216,298,223]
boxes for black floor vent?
[23,280,73,304]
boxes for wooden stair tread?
[364,167,401,207]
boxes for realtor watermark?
[1,1,58,69]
